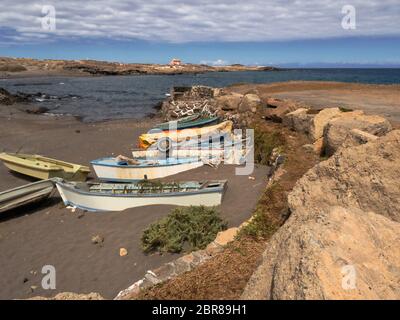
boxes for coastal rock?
[238,94,262,113]
[340,129,378,150]
[290,130,400,222]
[242,206,400,300]
[242,130,400,299]
[215,93,243,111]
[264,97,302,123]
[310,107,342,140]
[323,111,392,156]
[0,87,20,105]
[282,108,313,134]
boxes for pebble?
[119,248,128,257]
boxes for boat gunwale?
[154,116,220,131]
[90,157,204,168]
[0,180,55,201]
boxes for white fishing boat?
[0,179,56,213]
[90,156,205,181]
[131,136,253,165]
[55,179,227,212]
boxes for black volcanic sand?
[0,107,268,299]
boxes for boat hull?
[1,161,88,181]
[0,153,90,181]
[154,116,219,131]
[0,179,55,213]
[91,158,204,181]
[56,182,225,212]
[139,120,233,149]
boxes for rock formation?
[242,130,400,299]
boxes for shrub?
[253,126,285,165]
[141,206,227,254]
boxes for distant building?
[169,58,182,66]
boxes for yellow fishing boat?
[139,120,233,149]
[0,153,90,181]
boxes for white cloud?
[0,0,399,44]
[200,59,228,66]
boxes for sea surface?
[1,68,399,122]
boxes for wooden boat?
[153,115,219,131]
[90,156,205,181]
[139,120,233,149]
[55,179,227,212]
[0,179,56,213]
[0,153,90,181]
[131,137,253,165]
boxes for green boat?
[153,115,219,131]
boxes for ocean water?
[1,68,399,122]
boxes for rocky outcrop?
[0,88,21,105]
[323,111,392,156]
[0,57,280,77]
[242,130,400,299]
[161,86,266,127]
[242,206,400,300]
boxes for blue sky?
[0,0,399,67]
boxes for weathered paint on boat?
[0,153,90,181]
[91,157,204,181]
[0,179,55,213]
[154,116,219,131]
[139,120,233,149]
[55,180,227,212]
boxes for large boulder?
[215,92,243,111]
[323,111,392,156]
[309,107,343,140]
[290,130,400,223]
[264,97,302,123]
[242,130,400,299]
[238,93,261,113]
[242,206,400,300]
[282,108,313,135]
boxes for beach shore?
[0,105,268,299]
[1,79,400,299]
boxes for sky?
[0,0,399,67]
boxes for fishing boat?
[0,179,56,213]
[90,156,205,181]
[55,179,227,212]
[0,153,90,181]
[153,115,219,131]
[139,120,233,150]
[131,136,253,165]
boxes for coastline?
[0,57,279,80]
[1,79,400,299]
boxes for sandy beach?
[0,104,268,299]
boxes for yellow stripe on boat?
[0,153,90,181]
[139,120,233,149]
